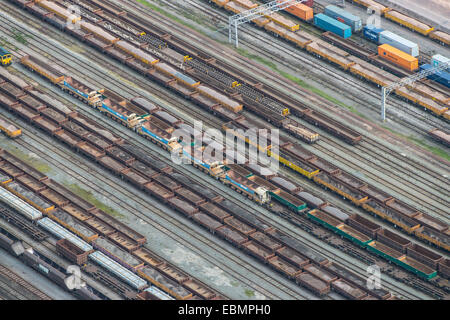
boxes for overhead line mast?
[228,0,308,47]
[380,62,450,121]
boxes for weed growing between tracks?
[6,146,52,173]
[136,0,217,35]
[381,125,450,161]
[235,48,367,118]
[62,182,125,219]
[11,28,31,45]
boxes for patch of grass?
[11,28,32,45]
[135,0,214,35]
[381,125,450,161]
[236,48,365,117]
[63,183,125,219]
[244,289,255,298]
[7,147,51,173]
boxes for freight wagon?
[428,129,450,147]
[419,64,450,88]
[431,54,450,71]
[384,10,434,36]
[378,44,418,71]
[0,116,21,138]
[278,1,313,21]
[378,31,419,57]
[363,25,384,43]
[314,13,352,39]
[323,5,362,32]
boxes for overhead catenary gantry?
[228,0,308,47]
[380,62,450,121]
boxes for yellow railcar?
[0,47,12,66]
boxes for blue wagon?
[420,64,450,88]
[324,5,362,32]
[363,25,384,43]
[314,13,352,39]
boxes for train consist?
[0,150,400,300]
[5,64,433,298]
[3,58,448,284]
[2,0,448,301]
[211,0,450,118]
[11,52,450,252]
[7,0,367,145]
[0,149,226,300]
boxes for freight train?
[0,147,387,299]
[9,0,373,146]
[209,0,450,118]
[0,152,221,300]
[0,69,446,293]
[8,54,450,254]
[0,69,405,298]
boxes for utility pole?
[228,0,308,48]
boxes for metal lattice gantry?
[228,0,308,47]
[380,61,450,121]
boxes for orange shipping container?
[282,2,314,21]
[378,44,418,72]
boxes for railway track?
[0,1,442,298]
[181,0,449,130]
[110,1,450,219]
[3,67,432,300]
[107,1,447,218]
[0,263,53,300]
[4,0,446,235]
[5,117,314,300]
[2,0,446,284]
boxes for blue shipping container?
[363,25,384,43]
[324,5,362,32]
[314,13,352,39]
[420,64,450,88]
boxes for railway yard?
[0,0,448,302]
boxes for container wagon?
[378,44,418,71]
[419,64,450,88]
[323,5,362,32]
[363,25,384,43]
[314,13,352,39]
[378,31,419,57]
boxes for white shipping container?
[431,54,450,70]
[379,31,419,57]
